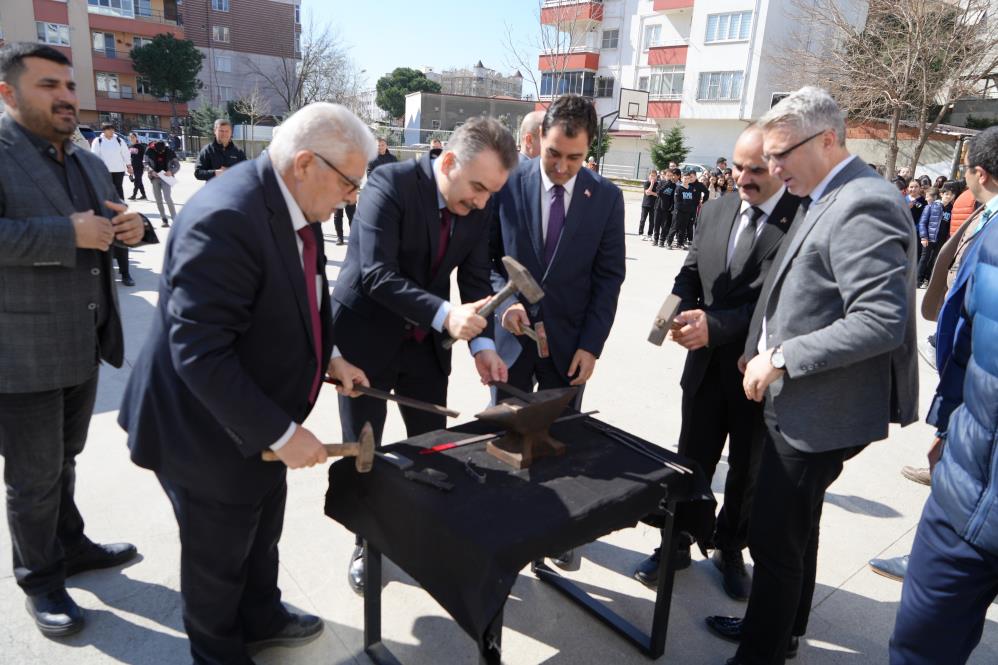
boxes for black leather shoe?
[634,548,661,588]
[705,616,800,659]
[26,589,84,637]
[347,545,364,596]
[550,549,577,570]
[336,238,345,246]
[65,540,137,577]
[712,549,751,601]
[121,276,135,287]
[247,612,323,652]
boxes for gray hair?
[449,116,519,172]
[519,110,544,142]
[213,118,232,130]
[757,86,846,146]
[269,102,377,172]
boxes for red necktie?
[412,208,452,343]
[297,225,322,403]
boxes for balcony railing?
[88,6,183,26]
[541,42,601,55]
[542,0,602,6]
[96,89,135,100]
[93,48,120,59]
[649,92,683,101]
[649,38,690,48]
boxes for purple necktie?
[544,184,565,265]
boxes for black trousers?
[130,169,146,198]
[113,245,131,278]
[110,170,125,199]
[333,204,356,242]
[654,207,673,244]
[158,474,291,665]
[917,240,942,283]
[495,335,585,410]
[638,206,656,235]
[0,372,97,596]
[669,211,695,246]
[736,404,862,665]
[674,350,765,550]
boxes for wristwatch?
[770,345,785,370]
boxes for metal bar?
[533,562,653,655]
[363,544,383,652]
[480,604,505,665]
[650,501,678,658]
[324,376,460,418]
[584,421,692,474]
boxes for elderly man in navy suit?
[119,103,373,665]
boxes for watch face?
[772,350,785,369]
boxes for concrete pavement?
[1,166,995,664]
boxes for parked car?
[679,162,709,175]
[77,125,98,144]
[130,128,171,145]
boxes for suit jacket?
[0,114,124,392]
[118,155,334,502]
[331,152,494,378]
[672,190,800,392]
[745,157,919,453]
[921,207,985,322]
[491,159,626,376]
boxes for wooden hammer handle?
[441,283,516,350]
[261,442,358,462]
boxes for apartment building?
[185,0,301,115]
[537,0,807,166]
[423,62,526,99]
[1,0,186,132]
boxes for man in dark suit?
[119,102,373,665]
[332,116,517,593]
[707,87,918,665]
[633,126,800,600]
[491,94,626,412]
[0,43,145,638]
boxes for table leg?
[480,604,504,665]
[650,500,678,658]
[364,543,403,665]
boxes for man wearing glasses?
[332,116,517,594]
[705,87,918,664]
[119,103,373,665]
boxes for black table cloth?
[324,415,709,652]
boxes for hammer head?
[355,422,375,473]
[501,256,544,304]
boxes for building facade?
[1,0,187,132]
[423,62,525,99]
[184,0,301,116]
[403,92,534,145]
[536,0,827,172]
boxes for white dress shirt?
[726,185,786,268]
[539,164,577,244]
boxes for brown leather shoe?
[901,466,931,486]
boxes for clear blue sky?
[302,0,541,92]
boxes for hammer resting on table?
[262,422,375,472]
[442,256,544,349]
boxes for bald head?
[732,125,783,205]
[519,111,544,159]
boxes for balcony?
[648,101,681,118]
[653,0,694,11]
[97,89,135,100]
[648,40,689,66]
[88,7,184,39]
[541,1,603,30]
[538,52,600,72]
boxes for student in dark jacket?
[127,132,147,200]
[194,118,246,181]
[653,168,679,246]
[638,169,659,236]
[907,180,927,239]
[917,182,957,287]
[669,170,699,249]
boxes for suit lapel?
[709,194,743,281]
[0,119,76,217]
[522,162,545,266]
[749,192,799,267]
[417,154,442,276]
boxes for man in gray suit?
[0,43,144,637]
[518,110,544,163]
[705,87,918,665]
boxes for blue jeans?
[890,493,998,664]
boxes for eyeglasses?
[763,130,827,164]
[312,151,361,194]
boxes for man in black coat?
[332,137,399,245]
[332,117,517,593]
[634,125,800,601]
[194,118,246,181]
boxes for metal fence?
[600,150,655,181]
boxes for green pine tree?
[651,124,690,169]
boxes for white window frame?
[211,0,230,12]
[87,0,135,19]
[696,71,744,102]
[643,24,662,51]
[217,85,234,102]
[648,65,685,100]
[212,25,230,43]
[214,55,232,72]
[36,22,71,47]
[705,11,753,44]
[132,36,152,49]
[96,72,120,97]
[601,29,619,49]
[295,5,301,25]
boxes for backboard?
[618,88,649,122]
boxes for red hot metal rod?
[419,410,600,455]
[323,376,460,419]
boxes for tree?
[773,0,998,177]
[588,129,612,162]
[375,68,441,122]
[130,33,203,133]
[651,124,690,168]
[189,104,228,136]
[246,15,364,116]
[232,87,271,154]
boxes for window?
[540,71,596,97]
[638,76,649,91]
[697,71,744,101]
[120,85,133,99]
[98,112,123,129]
[96,72,120,97]
[295,4,301,25]
[294,32,301,55]
[214,55,232,72]
[649,66,685,99]
[92,31,115,57]
[132,36,152,49]
[87,0,135,19]
[36,22,71,46]
[217,85,234,102]
[431,119,441,130]
[596,76,614,98]
[211,0,229,11]
[601,29,619,49]
[705,11,752,43]
[134,114,159,128]
[136,76,152,95]
[212,25,230,43]
[643,24,661,50]
[136,0,152,17]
